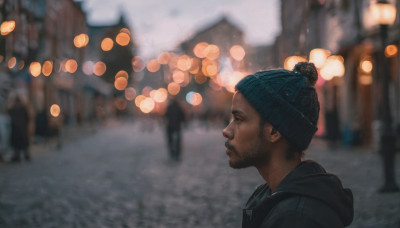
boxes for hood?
[274,160,354,226]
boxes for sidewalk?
[0,120,399,227]
[0,119,113,163]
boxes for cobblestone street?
[0,120,399,228]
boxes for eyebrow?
[232,109,245,115]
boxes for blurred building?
[0,0,136,144]
[177,16,248,121]
[275,0,400,148]
[86,13,136,120]
[33,0,88,132]
[132,16,251,122]
[180,16,245,58]
[131,15,282,122]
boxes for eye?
[233,115,242,122]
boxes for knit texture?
[235,67,320,150]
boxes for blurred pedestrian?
[222,62,353,227]
[49,110,64,150]
[164,97,186,160]
[8,95,31,162]
[0,113,10,162]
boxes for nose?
[222,122,233,139]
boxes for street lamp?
[370,0,399,192]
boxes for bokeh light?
[189,59,200,74]
[140,98,155,113]
[132,56,145,72]
[168,55,179,69]
[167,82,180,95]
[177,55,192,71]
[193,42,208,58]
[186,91,203,106]
[135,95,147,107]
[114,77,128,91]
[225,71,246,93]
[157,52,171,64]
[230,45,246,61]
[125,87,136,101]
[50,104,61,117]
[73,33,89,48]
[18,60,24,70]
[65,59,78,73]
[142,86,153,97]
[320,55,345,80]
[370,2,396,25]
[309,48,330,68]
[360,57,373,74]
[101,38,114,51]
[0,20,15,35]
[385,44,398,58]
[93,61,106,76]
[284,56,307,70]
[42,60,53,76]
[202,59,218,77]
[8,57,16,69]
[29,62,41,77]
[116,32,130,46]
[153,88,168,103]
[146,59,161,72]
[150,90,156,99]
[204,44,220,60]
[172,70,185,84]
[115,70,129,79]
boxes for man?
[164,97,186,160]
[222,62,353,227]
[8,95,31,162]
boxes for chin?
[229,160,252,169]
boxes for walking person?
[222,62,353,227]
[164,97,186,160]
[8,95,31,162]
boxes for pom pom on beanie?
[294,62,318,86]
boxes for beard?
[226,139,269,169]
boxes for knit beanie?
[235,62,320,151]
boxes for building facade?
[276,0,400,148]
[0,0,136,147]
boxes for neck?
[256,155,301,193]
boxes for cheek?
[234,124,259,146]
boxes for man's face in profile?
[222,92,269,169]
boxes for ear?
[264,124,282,143]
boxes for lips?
[225,141,235,155]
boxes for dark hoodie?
[242,161,353,228]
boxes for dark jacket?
[8,105,30,149]
[242,161,353,228]
[165,99,185,132]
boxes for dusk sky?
[82,0,281,58]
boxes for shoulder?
[261,196,344,228]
